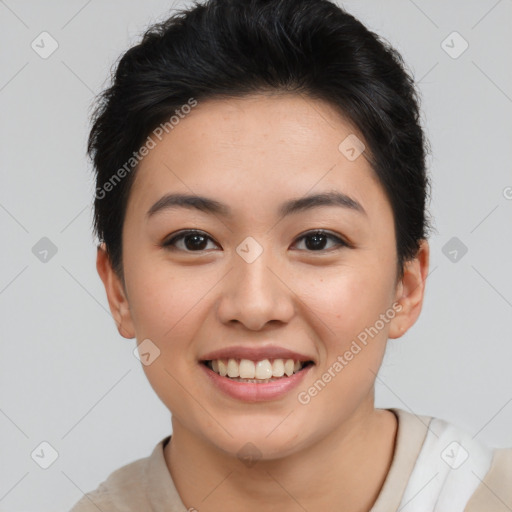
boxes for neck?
[164,401,397,512]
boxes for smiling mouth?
[201,358,315,383]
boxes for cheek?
[124,255,212,343]
[293,268,394,418]
[129,265,210,414]
[296,262,394,343]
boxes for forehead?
[146,93,363,164]
[126,93,388,222]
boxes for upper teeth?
[209,358,305,379]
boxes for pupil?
[306,233,326,250]
[186,234,207,250]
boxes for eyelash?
[162,229,350,253]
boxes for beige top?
[69,408,512,511]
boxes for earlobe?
[96,243,136,339]
[388,240,430,339]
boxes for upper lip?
[200,345,315,363]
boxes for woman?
[70,0,512,510]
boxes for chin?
[202,420,309,462]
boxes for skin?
[97,93,429,512]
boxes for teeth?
[218,359,227,377]
[206,357,309,380]
[227,358,239,378]
[239,359,255,378]
[284,359,294,377]
[255,359,272,379]
[272,359,285,377]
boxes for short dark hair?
[88,0,431,283]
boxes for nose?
[216,248,295,331]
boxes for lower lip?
[199,362,314,402]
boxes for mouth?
[201,358,315,383]
[198,346,316,401]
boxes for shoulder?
[68,480,114,511]
[394,410,512,511]
[68,456,148,511]
[465,446,512,511]
[68,438,169,512]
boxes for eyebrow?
[146,191,366,220]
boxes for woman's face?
[98,94,428,459]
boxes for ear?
[388,239,430,339]
[96,243,136,339]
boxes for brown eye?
[163,230,219,252]
[292,230,348,252]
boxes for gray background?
[1,0,511,510]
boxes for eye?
[291,230,349,252]
[162,230,219,252]
[162,229,349,253]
